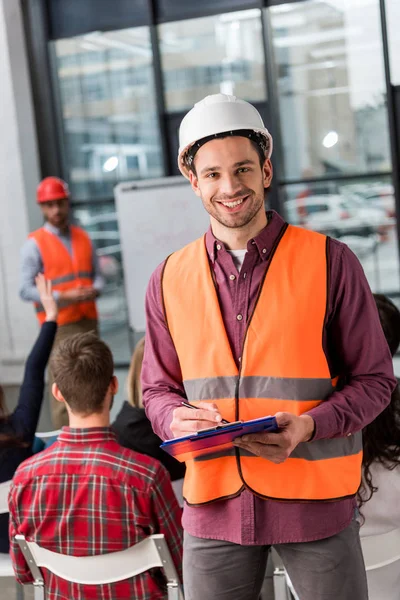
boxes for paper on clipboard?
[160,416,278,462]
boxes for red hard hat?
[36,177,69,203]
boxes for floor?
[0,575,275,599]
[0,579,33,599]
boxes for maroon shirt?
[142,210,396,545]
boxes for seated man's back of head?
[9,333,182,600]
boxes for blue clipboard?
[160,416,278,462]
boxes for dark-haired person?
[359,293,400,600]
[112,337,186,486]
[9,333,182,600]
[143,94,397,600]
[0,274,57,553]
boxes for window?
[283,175,399,294]
[73,202,130,361]
[158,9,267,113]
[386,0,400,85]
[269,0,391,181]
[51,27,163,201]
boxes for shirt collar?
[205,210,287,263]
[44,221,70,237]
[58,426,117,444]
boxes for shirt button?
[229,274,236,281]
[237,314,243,321]
[243,272,247,279]
[238,356,241,362]
[216,244,221,250]
[262,248,267,254]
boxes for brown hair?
[126,337,145,408]
[186,133,266,177]
[50,332,114,416]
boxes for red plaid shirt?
[9,427,183,600]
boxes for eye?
[237,167,250,173]
[206,172,217,179]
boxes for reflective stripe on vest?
[162,224,362,505]
[29,226,98,326]
[50,271,94,286]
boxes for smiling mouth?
[219,195,249,208]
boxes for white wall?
[0,0,42,385]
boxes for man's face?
[40,198,69,229]
[189,136,272,230]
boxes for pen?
[181,401,230,424]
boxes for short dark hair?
[185,134,266,177]
[373,293,400,356]
[50,333,114,415]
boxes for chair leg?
[33,583,45,600]
[15,581,24,600]
[167,582,183,600]
[273,567,292,600]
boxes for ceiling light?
[103,156,119,172]
[322,131,339,148]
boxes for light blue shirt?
[19,222,104,304]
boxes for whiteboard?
[115,176,210,334]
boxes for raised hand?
[35,274,58,322]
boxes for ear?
[110,375,119,396]
[263,159,273,189]
[189,170,202,198]
[52,382,65,403]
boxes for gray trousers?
[183,518,368,600]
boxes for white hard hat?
[178,94,273,179]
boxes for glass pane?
[386,0,400,85]
[269,1,391,180]
[51,27,163,201]
[73,202,130,363]
[159,9,266,113]
[282,175,399,294]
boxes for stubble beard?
[202,189,265,230]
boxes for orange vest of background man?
[19,177,102,429]
[162,224,362,506]
[29,225,97,326]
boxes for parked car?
[285,194,390,239]
[340,183,396,218]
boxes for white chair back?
[35,430,61,441]
[16,533,183,600]
[361,528,400,570]
[0,480,11,514]
[0,480,24,598]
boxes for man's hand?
[78,286,98,301]
[233,412,315,464]
[170,401,223,438]
[59,287,98,303]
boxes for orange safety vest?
[162,224,362,506]
[29,226,98,327]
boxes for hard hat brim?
[37,193,69,204]
[178,127,273,179]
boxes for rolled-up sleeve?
[91,241,105,294]
[142,262,186,441]
[19,238,43,304]
[307,240,397,441]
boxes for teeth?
[222,198,244,208]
